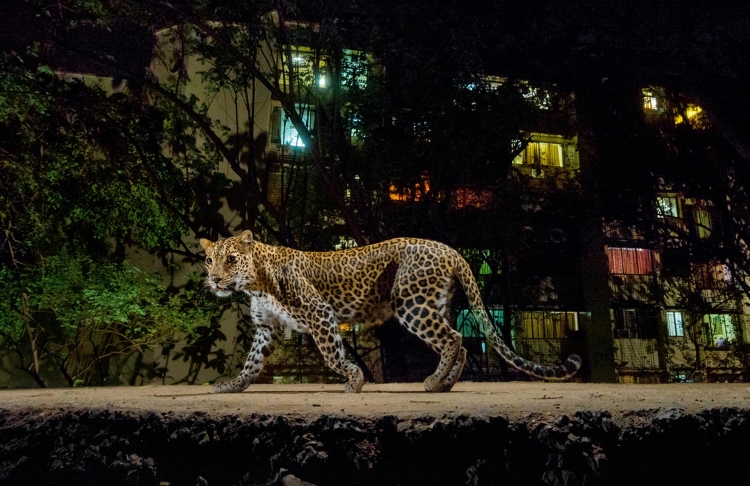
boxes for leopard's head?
[199,230,255,298]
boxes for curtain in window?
[636,249,653,273]
[539,143,563,167]
[608,248,653,274]
[513,142,564,167]
[520,311,536,338]
[693,207,712,238]
[520,311,577,339]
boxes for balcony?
[609,274,657,303]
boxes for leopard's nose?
[212,277,221,284]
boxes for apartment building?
[384,83,750,384]
[484,87,749,383]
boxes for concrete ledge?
[1,383,749,485]
[1,382,749,419]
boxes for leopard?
[201,231,582,393]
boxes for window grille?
[270,104,315,147]
[666,311,685,337]
[614,308,658,339]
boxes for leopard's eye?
[226,255,236,264]
[206,257,213,265]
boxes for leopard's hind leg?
[394,299,462,392]
[439,346,467,392]
[392,256,463,392]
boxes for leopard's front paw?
[212,377,250,393]
[423,375,443,393]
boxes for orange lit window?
[389,175,430,202]
[607,247,655,275]
[453,187,493,209]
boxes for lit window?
[657,196,679,218]
[270,105,315,147]
[522,87,552,110]
[607,248,655,275]
[519,311,578,339]
[686,105,702,118]
[389,174,430,202]
[283,51,327,89]
[643,89,658,110]
[695,261,731,289]
[479,260,492,275]
[334,236,357,250]
[452,187,494,209]
[342,50,369,89]
[513,142,564,167]
[675,104,705,126]
[456,308,503,340]
[666,311,685,337]
[702,314,736,347]
[692,207,712,238]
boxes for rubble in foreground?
[1,407,749,485]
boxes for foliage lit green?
[0,51,217,386]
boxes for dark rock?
[2,407,750,485]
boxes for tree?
[0,49,215,387]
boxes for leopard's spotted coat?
[201,231,581,393]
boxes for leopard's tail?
[454,256,582,381]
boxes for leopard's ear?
[199,238,214,251]
[239,230,254,245]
